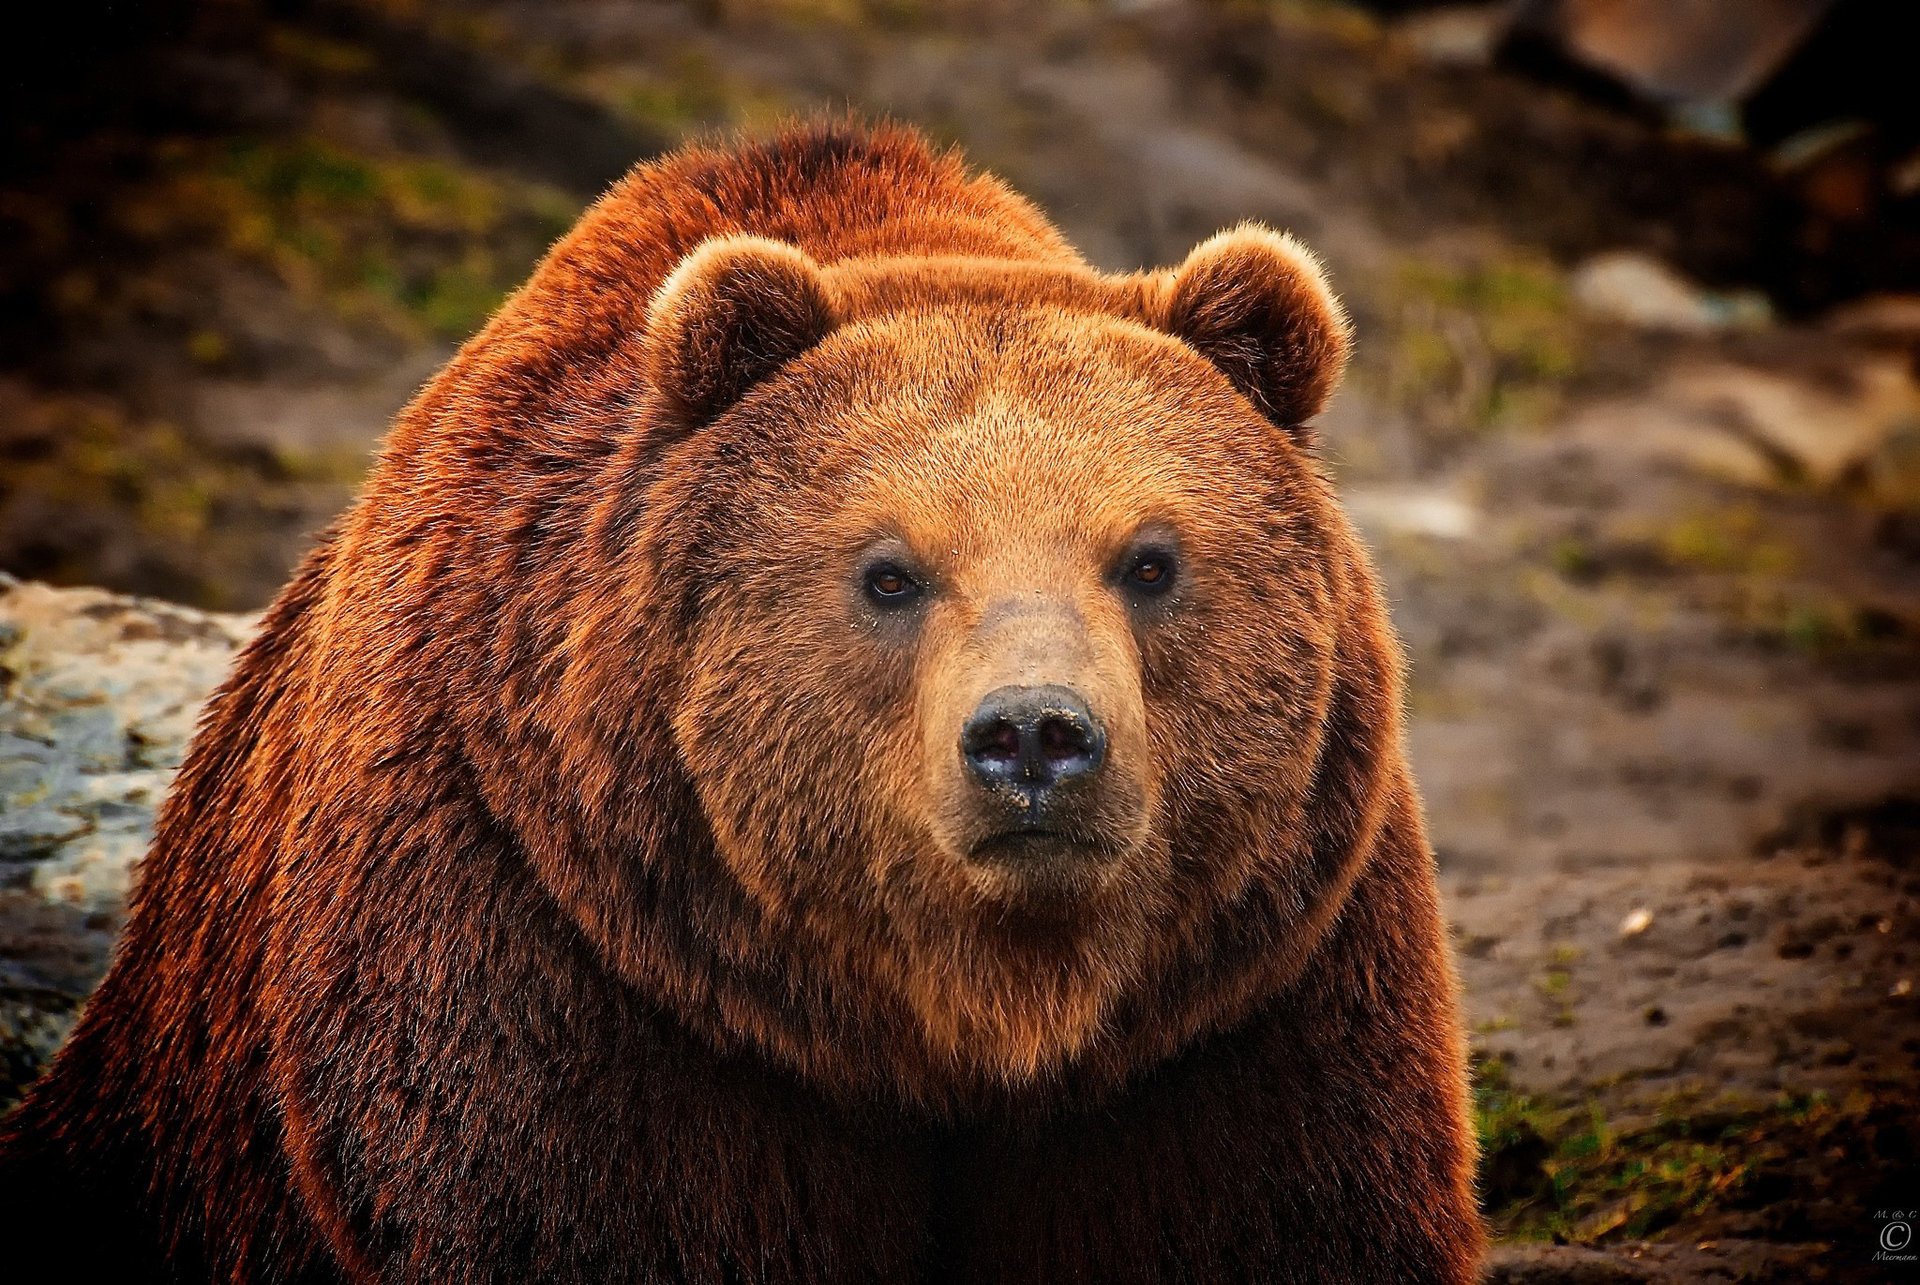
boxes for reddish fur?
[0,122,1482,1282]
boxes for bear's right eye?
[863,563,923,607]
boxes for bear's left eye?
[863,563,924,607]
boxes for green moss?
[265,26,377,77]
[1711,581,1905,658]
[762,0,936,30]
[1624,506,1913,657]
[414,255,511,338]
[1475,1064,1869,1245]
[1549,537,1599,581]
[1769,596,1904,656]
[1535,947,1578,1027]
[582,49,795,136]
[1214,0,1382,43]
[0,394,367,605]
[224,138,382,208]
[1474,1058,1544,1158]
[1370,254,1582,437]
[186,329,230,368]
[117,134,581,342]
[1657,507,1796,578]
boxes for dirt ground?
[2,2,1917,1279]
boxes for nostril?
[1038,715,1088,764]
[972,719,1021,764]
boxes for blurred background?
[2,1,1917,1278]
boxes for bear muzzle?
[955,682,1137,868]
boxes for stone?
[0,574,254,1101]
[1570,252,1772,335]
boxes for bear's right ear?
[644,236,839,429]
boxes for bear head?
[488,225,1398,1111]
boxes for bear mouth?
[968,826,1110,864]
[957,826,1133,922]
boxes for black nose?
[962,685,1107,795]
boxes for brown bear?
[0,121,1483,1283]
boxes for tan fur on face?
[651,300,1348,1091]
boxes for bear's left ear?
[1155,224,1351,431]
[644,235,839,429]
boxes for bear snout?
[953,680,1142,865]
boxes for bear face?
[544,229,1374,1100]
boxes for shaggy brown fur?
[0,121,1483,1283]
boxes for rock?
[1480,1238,1835,1282]
[1658,353,1920,487]
[1823,293,1920,338]
[1507,0,1830,108]
[0,575,253,1101]
[0,576,253,908]
[1566,350,1920,488]
[1570,252,1772,334]
[1396,6,1510,69]
[1483,1242,1658,1283]
[1344,485,1482,541]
